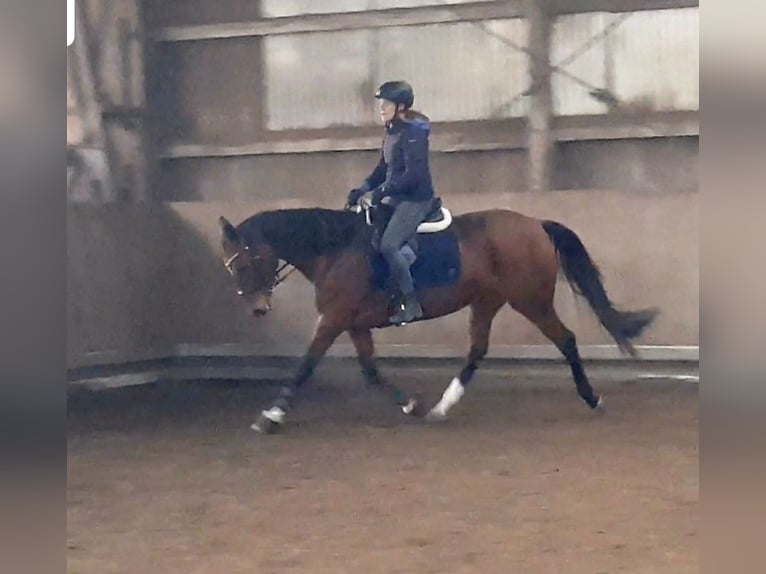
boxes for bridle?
[223,245,297,296]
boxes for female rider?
[346,80,435,325]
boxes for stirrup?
[389,297,423,325]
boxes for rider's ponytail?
[403,109,430,122]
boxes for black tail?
[542,220,659,357]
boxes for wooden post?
[526,0,554,192]
[138,0,158,201]
[252,0,266,133]
[124,4,149,202]
[70,0,117,199]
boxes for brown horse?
[219,203,657,433]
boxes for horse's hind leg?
[348,328,419,414]
[521,303,603,411]
[426,296,504,421]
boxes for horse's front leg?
[252,315,343,434]
[348,328,425,417]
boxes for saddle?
[368,197,452,264]
[376,196,452,234]
[362,197,461,293]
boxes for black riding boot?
[390,290,423,325]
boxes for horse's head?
[219,216,279,317]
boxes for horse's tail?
[541,220,658,357]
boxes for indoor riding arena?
[67,2,699,573]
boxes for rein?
[274,261,298,287]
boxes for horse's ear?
[218,216,239,243]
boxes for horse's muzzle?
[245,292,272,317]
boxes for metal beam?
[153,1,524,42]
[153,0,697,43]
[552,0,699,15]
[159,131,524,158]
[158,113,699,160]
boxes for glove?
[346,187,366,207]
[358,191,374,209]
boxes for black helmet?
[375,81,414,109]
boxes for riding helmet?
[375,81,414,109]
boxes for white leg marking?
[402,398,418,415]
[312,314,324,337]
[593,396,606,414]
[428,377,465,420]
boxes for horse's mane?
[238,208,366,261]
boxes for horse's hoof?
[411,400,429,418]
[424,408,449,423]
[251,413,282,434]
[401,395,428,418]
[592,396,606,415]
[401,398,418,416]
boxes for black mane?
[238,208,366,261]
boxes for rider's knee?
[379,237,398,257]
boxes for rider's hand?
[346,187,366,208]
[358,191,374,209]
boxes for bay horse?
[218,202,658,434]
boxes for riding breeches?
[378,199,433,294]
